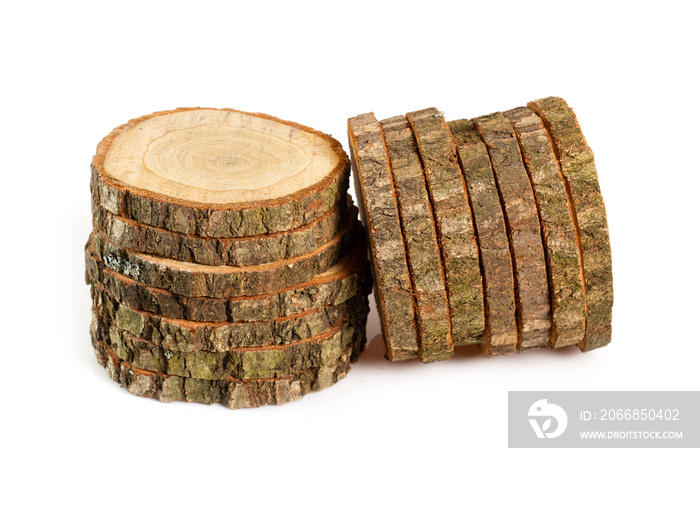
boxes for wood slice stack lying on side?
[349,97,612,362]
[86,107,371,409]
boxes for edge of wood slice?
[449,119,518,357]
[380,115,453,363]
[527,97,613,351]
[91,107,350,237]
[407,107,483,352]
[348,112,420,362]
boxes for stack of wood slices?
[86,108,371,409]
[349,97,612,363]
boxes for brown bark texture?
[407,108,483,351]
[473,112,551,351]
[528,97,613,351]
[381,115,453,363]
[348,113,419,361]
[449,119,518,356]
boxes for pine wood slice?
[91,308,364,380]
[504,106,586,348]
[93,339,352,409]
[90,280,368,352]
[84,230,372,323]
[527,97,613,351]
[449,119,518,356]
[91,108,350,238]
[90,209,358,298]
[406,108,484,349]
[348,113,420,361]
[380,115,453,362]
[91,194,350,267]
[473,112,551,351]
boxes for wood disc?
[380,115,452,363]
[473,112,551,351]
[89,208,358,298]
[348,113,419,361]
[90,281,368,352]
[527,97,613,351]
[450,119,518,357]
[93,339,353,409]
[406,108,484,350]
[84,229,372,323]
[504,106,586,348]
[91,108,350,237]
[91,195,350,267]
[91,308,364,380]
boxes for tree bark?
[91,195,351,266]
[504,106,586,348]
[91,107,350,237]
[348,113,419,361]
[473,112,551,351]
[85,231,371,322]
[93,339,352,409]
[381,115,452,363]
[450,119,518,356]
[527,97,613,351]
[90,211,357,298]
[407,108,483,350]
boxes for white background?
[2,1,698,504]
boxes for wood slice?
[91,309,362,380]
[527,97,613,351]
[504,106,586,348]
[449,119,518,356]
[91,194,349,266]
[91,281,368,352]
[406,108,484,350]
[380,115,453,362]
[348,113,419,362]
[84,231,372,323]
[90,209,358,298]
[93,339,352,409]
[91,108,350,237]
[473,112,551,351]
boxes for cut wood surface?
[91,107,350,237]
[504,106,586,348]
[92,309,362,380]
[528,97,613,351]
[348,113,419,361]
[407,108,483,352]
[473,112,551,351]
[381,115,452,362]
[91,195,350,266]
[93,339,352,409]
[449,119,518,356]
[91,282,368,352]
[90,210,357,298]
[84,231,371,322]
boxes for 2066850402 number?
[599,408,680,421]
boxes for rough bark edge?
[91,303,367,379]
[503,106,586,348]
[380,115,453,362]
[348,113,420,362]
[527,97,613,351]
[406,108,483,352]
[90,280,369,352]
[91,107,351,237]
[93,339,352,409]
[91,194,351,266]
[85,228,371,323]
[473,112,551,351]
[90,212,358,298]
[449,119,518,357]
